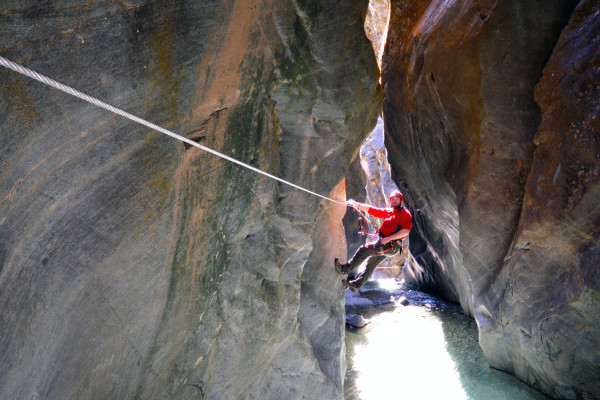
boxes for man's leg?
[347,254,386,289]
[337,244,377,275]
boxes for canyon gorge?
[0,1,598,399]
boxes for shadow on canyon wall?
[382,0,599,398]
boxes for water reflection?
[344,279,549,400]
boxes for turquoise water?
[344,279,549,400]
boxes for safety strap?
[0,56,346,206]
[373,238,402,254]
[375,246,396,254]
[351,206,377,236]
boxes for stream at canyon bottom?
[343,278,550,400]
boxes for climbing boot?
[334,258,346,276]
[341,278,359,293]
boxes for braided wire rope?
[0,55,346,206]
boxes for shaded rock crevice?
[382,0,597,398]
[384,0,580,308]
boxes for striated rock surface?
[360,116,399,208]
[0,1,381,399]
[382,0,598,398]
[364,0,390,65]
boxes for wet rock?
[0,1,380,399]
[382,0,598,398]
[346,314,369,329]
[345,291,376,308]
[372,298,393,307]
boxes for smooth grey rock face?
[0,1,381,399]
[382,0,598,398]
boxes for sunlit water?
[344,278,549,400]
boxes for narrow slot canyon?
[342,1,599,399]
[0,1,598,400]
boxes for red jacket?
[367,206,412,237]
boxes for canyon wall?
[382,0,599,398]
[0,1,380,399]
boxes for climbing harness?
[0,56,346,206]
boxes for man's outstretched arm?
[346,199,371,212]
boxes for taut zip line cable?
[0,56,346,206]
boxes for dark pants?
[341,239,400,288]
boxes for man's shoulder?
[395,207,412,218]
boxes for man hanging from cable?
[335,190,412,292]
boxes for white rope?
[0,56,346,206]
